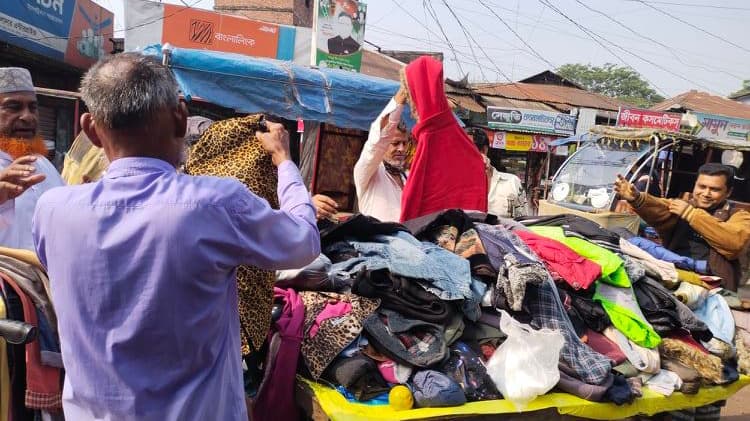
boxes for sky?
[101,0,750,98]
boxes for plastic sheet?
[301,375,750,421]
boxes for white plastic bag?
[486,310,565,409]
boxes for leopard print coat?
[184,114,277,354]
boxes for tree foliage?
[730,79,750,97]
[557,63,665,108]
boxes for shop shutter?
[38,105,57,144]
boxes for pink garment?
[253,288,305,421]
[308,301,352,338]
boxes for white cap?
[0,67,35,94]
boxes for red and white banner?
[616,107,682,132]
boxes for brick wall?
[214,0,312,27]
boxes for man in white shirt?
[469,128,528,218]
[353,87,409,222]
[0,67,65,249]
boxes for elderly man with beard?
[0,67,64,249]
[353,86,410,222]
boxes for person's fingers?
[265,122,285,132]
[11,155,37,165]
[0,181,23,194]
[20,173,45,187]
[317,196,339,208]
[316,202,337,215]
[0,168,33,179]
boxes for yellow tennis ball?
[389,385,414,411]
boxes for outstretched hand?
[613,174,639,202]
[0,155,45,205]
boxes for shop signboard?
[312,0,367,72]
[616,107,682,132]
[690,112,750,142]
[487,106,576,136]
[0,0,114,69]
[125,0,294,60]
[491,132,532,151]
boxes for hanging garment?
[529,226,631,288]
[252,288,305,421]
[515,230,601,290]
[300,292,379,379]
[400,56,487,222]
[184,114,278,354]
[1,273,62,411]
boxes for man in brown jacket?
[615,163,750,292]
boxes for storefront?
[484,106,577,211]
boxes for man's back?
[33,157,317,420]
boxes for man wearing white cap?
[0,67,64,250]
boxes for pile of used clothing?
[252,211,746,417]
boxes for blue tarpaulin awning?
[142,45,406,131]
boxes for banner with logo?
[487,106,576,136]
[616,107,682,132]
[125,0,296,61]
[690,112,750,142]
[0,0,114,69]
[491,132,558,152]
[312,0,367,72]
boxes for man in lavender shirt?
[31,53,320,420]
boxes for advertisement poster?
[125,0,288,60]
[0,0,113,69]
[313,0,367,72]
[616,107,682,132]
[487,106,576,136]
[691,112,750,142]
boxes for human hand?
[614,174,639,202]
[668,199,690,217]
[394,84,408,105]
[0,155,45,204]
[312,194,338,220]
[256,122,291,167]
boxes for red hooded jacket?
[400,56,488,222]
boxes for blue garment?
[330,231,473,302]
[462,277,487,322]
[32,157,319,421]
[628,237,708,274]
[36,307,62,368]
[693,293,735,344]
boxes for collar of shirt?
[104,157,176,179]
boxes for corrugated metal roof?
[360,49,405,82]
[651,90,750,120]
[472,82,630,112]
[447,94,485,113]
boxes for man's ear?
[174,102,188,138]
[81,113,102,148]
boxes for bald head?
[80,53,179,131]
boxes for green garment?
[529,226,631,288]
[594,287,662,349]
[531,226,660,348]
